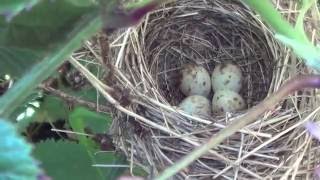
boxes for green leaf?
[275,34,320,70]
[15,95,70,132]
[0,0,40,22]
[66,0,96,7]
[0,9,102,118]
[34,140,127,180]
[241,0,320,71]
[0,47,40,78]
[36,96,70,122]
[0,0,161,118]
[0,0,97,78]
[69,106,111,135]
[0,118,39,180]
[10,91,42,132]
[68,107,118,178]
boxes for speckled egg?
[212,90,246,114]
[211,63,242,92]
[179,64,211,97]
[179,95,211,117]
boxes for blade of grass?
[241,0,299,40]
[295,0,315,40]
[242,0,320,71]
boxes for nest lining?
[105,0,320,179]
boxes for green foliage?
[275,34,320,68]
[0,0,40,22]
[13,64,106,132]
[13,90,125,179]
[69,107,112,135]
[0,0,161,118]
[58,62,106,103]
[69,107,118,179]
[34,139,121,180]
[242,0,320,71]
[0,118,39,180]
[15,95,70,132]
[0,47,40,78]
[35,96,70,122]
[0,0,97,78]
[66,0,96,7]
[0,11,101,118]
[0,1,163,179]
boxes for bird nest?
[106,0,319,179]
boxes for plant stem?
[156,75,320,179]
[0,12,102,118]
[39,84,111,112]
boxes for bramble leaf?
[34,139,127,180]
[0,118,39,180]
[0,0,97,78]
[0,0,40,22]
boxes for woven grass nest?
[107,0,320,179]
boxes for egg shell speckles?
[179,95,211,117]
[212,90,246,114]
[211,63,242,92]
[179,64,211,97]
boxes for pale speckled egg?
[179,95,211,117]
[211,63,242,92]
[212,90,246,114]
[179,64,211,97]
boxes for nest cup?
[109,0,288,179]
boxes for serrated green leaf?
[0,118,39,180]
[34,140,127,180]
[69,106,111,135]
[37,96,69,121]
[15,95,70,133]
[68,107,120,178]
[11,91,42,132]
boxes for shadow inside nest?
[143,6,275,108]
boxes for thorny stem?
[156,75,320,180]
